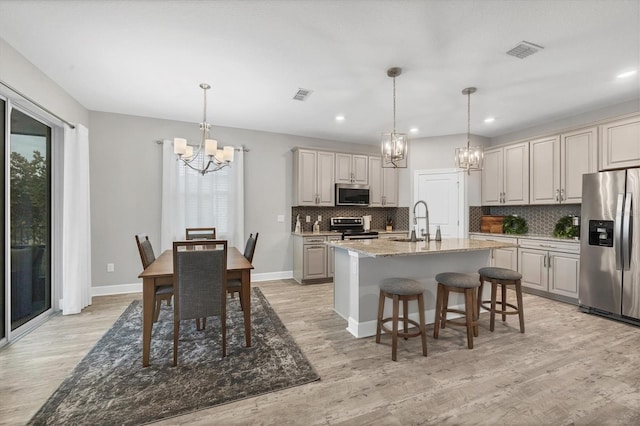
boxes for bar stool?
[433,272,480,349]
[477,267,525,333]
[376,278,428,361]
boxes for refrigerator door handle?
[615,193,624,270]
[622,192,632,271]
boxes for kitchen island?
[327,238,518,338]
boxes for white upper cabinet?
[481,142,529,205]
[529,128,597,205]
[530,136,561,204]
[561,127,598,203]
[335,153,368,184]
[293,149,335,206]
[481,148,503,205]
[599,115,640,170]
[368,156,398,207]
[529,128,597,204]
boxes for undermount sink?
[392,238,424,242]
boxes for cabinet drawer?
[517,239,579,253]
[303,236,327,244]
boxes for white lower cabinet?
[518,239,580,300]
[470,235,518,270]
[303,243,327,280]
[471,234,580,301]
[293,235,340,283]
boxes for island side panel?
[333,248,351,320]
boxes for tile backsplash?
[291,206,409,232]
[469,204,581,235]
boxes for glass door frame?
[1,93,63,346]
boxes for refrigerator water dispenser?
[588,220,614,247]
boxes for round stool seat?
[478,267,522,281]
[435,272,479,289]
[380,278,424,295]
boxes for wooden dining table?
[138,247,253,367]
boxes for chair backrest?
[173,240,227,321]
[243,232,259,263]
[185,227,217,240]
[135,233,156,269]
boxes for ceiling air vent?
[292,88,313,101]
[506,41,544,59]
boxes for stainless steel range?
[330,217,379,240]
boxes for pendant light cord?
[467,89,471,150]
[392,76,396,134]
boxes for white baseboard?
[91,270,295,297]
[92,283,141,297]
[252,270,293,282]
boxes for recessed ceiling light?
[484,117,495,123]
[335,115,345,121]
[410,128,418,134]
[617,70,637,79]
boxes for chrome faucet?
[412,200,430,242]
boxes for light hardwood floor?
[2,280,640,425]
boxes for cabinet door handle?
[548,254,552,269]
[543,254,547,267]
[560,188,565,202]
[555,189,559,202]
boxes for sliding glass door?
[9,108,52,331]
[1,98,5,340]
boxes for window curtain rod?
[0,79,76,129]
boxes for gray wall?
[88,111,382,287]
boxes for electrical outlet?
[306,215,311,222]
[318,215,322,222]
[277,214,285,222]
[107,263,115,273]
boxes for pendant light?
[381,67,408,168]
[173,83,234,175]
[454,87,483,174]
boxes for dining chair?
[227,232,259,311]
[173,239,228,365]
[185,227,217,240]
[135,233,173,322]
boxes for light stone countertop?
[326,237,516,258]
[468,232,580,244]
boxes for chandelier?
[454,87,483,174]
[173,83,234,175]
[381,67,408,168]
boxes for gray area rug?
[29,287,319,425]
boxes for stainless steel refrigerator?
[579,168,640,323]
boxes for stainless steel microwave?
[335,184,370,206]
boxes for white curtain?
[62,123,92,315]
[161,140,244,251]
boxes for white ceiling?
[0,0,639,144]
